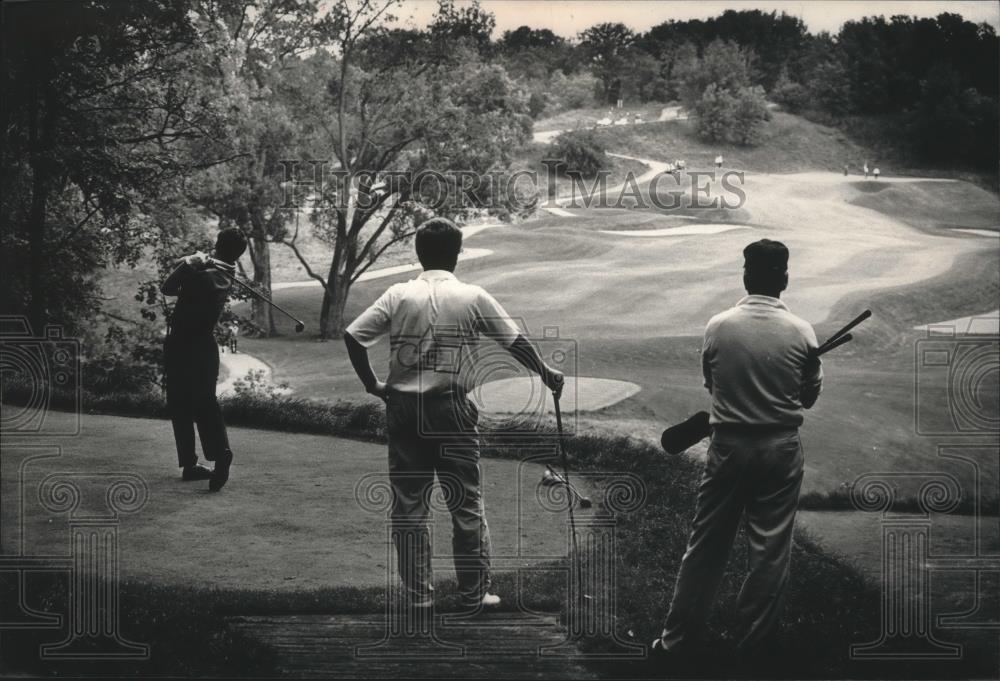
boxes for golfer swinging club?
[160,228,248,492]
[652,239,823,660]
[344,218,563,610]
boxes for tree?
[279,1,531,338]
[429,0,495,56]
[1,0,222,334]
[770,66,809,113]
[180,0,325,336]
[578,23,636,103]
[674,39,754,111]
[694,84,770,146]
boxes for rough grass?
[848,180,1000,233]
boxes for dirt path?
[218,349,285,395]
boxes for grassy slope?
[587,111,872,174]
[848,180,1000,233]
[533,103,668,132]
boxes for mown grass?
[3,387,997,677]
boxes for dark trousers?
[385,392,492,604]
[661,427,804,653]
[164,335,229,468]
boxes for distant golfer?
[652,239,823,660]
[863,162,869,179]
[873,166,880,180]
[843,163,849,176]
[228,321,239,354]
[160,228,248,491]
[344,218,563,610]
[715,154,724,168]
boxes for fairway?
[243,167,1000,498]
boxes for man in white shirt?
[653,239,822,660]
[344,218,563,610]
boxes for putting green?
[473,376,641,415]
[600,224,751,237]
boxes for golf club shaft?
[213,265,306,329]
[818,309,871,353]
[552,393,580,563]
[816,332,853,357]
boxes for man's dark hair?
[415,218,462,271]
[215,228,248,263]
[743,238,789,294]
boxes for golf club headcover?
[660,411,711,455]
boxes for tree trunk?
[319,277,352,339]
[26,56,51,334]
[248,237,276,336]
[318,231,355,339]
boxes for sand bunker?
[473,376,640,414]
[601,224,751,237]
[914,310,1000,335]
[954,228,999,238]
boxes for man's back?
[702,295,822,428]
[168,268,232,339]
[346,270,520,395]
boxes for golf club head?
[294,321,305,333]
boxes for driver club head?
[294,322,305,333]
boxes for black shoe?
[181,464,213,481]
[209,450,233,492]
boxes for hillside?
[579,110,877,174]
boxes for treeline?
[1,1,996,396]
[494,10,998,167]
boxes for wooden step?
[227,612,600,679]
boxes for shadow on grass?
[2,386,996,678]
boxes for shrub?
[549,130,608,177]
[82,323,164,394]
[771,70,810,113]
[231,368,290,400]
[694,84,770,146]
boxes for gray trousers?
[661,427,804,652]
[386,392,492,604]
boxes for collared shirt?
[702,295,823,428]
[162,263,234,339]
[345,270,521,394]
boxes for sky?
[395,1,1000,38]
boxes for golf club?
[815,332,853,357]
[542,465,593,508]
[207,260,306,333]
[817,309,870,354]
[552,390,592,603]
[660,311,872,455]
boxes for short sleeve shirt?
[346,270,522,394]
